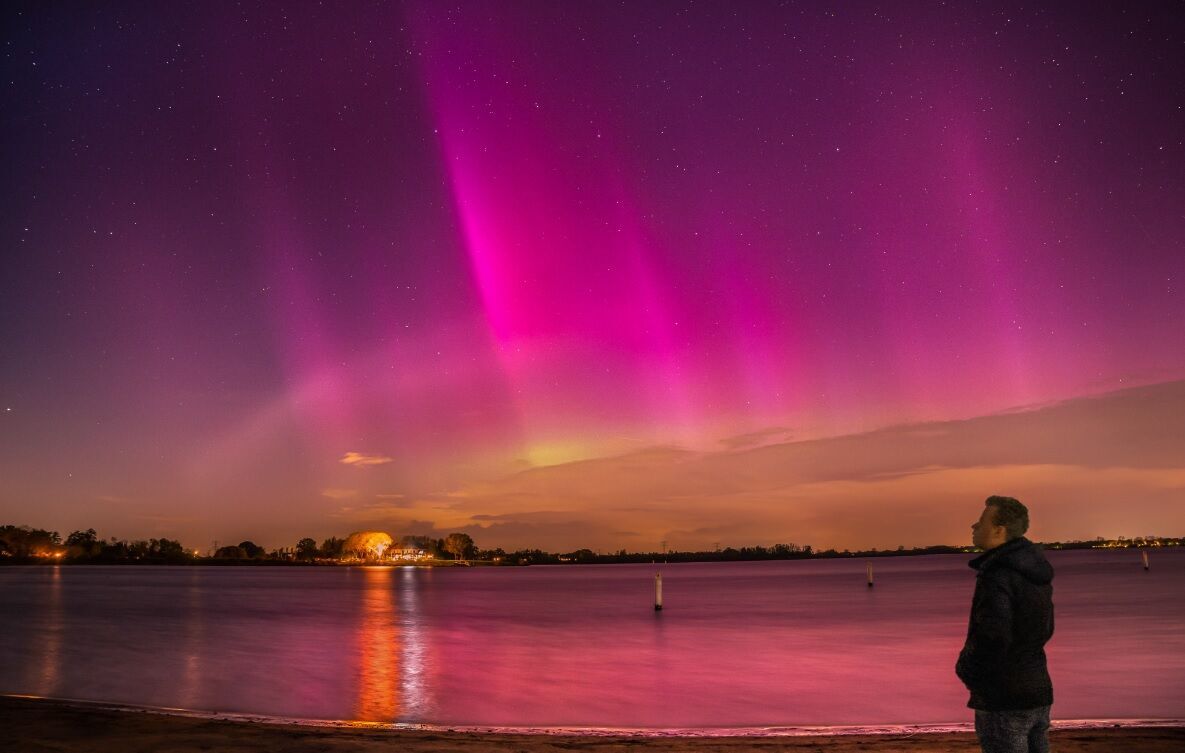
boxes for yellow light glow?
[524,441,597,467]
[343,531,395,561]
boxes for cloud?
[358,379,1185,552]
[718,426,793,449]
[327,492,472,527]
[360,495,413,509]
[321,488,358,500]
[340,451,395,467]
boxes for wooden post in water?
[1142,550,1150,571]
[866,561,874,588]
[654,572,663,611]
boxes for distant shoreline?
[2,695,1183,753]
[2,539,1180,567]
[0,556,477,567]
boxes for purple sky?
[2,1,1183,552]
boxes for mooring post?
[866,561,874,588]
[1142,550,1150,571]
[655,572,663,611]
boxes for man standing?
[957,495,1055,753]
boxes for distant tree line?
[213,533,477,562]
[0,524,481,565]
[3,522,1180,566]
[0,525,191,563]
[482,543,817,566]
[0,525,61,558]
[264,533,477,562]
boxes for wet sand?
[3,696,1182,753]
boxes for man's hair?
[985,495,1029,540]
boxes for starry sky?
[2,1,1184,552]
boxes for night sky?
[3,1,1184,552]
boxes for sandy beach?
[3,696,1182,753]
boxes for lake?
[1,548,1182,730]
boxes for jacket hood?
[969,536,1054,585]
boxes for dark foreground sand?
[3,696,1182,753]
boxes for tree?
[509,548,558,565]
[296,538,319,560]
[66,528,101,558]
[342,531,393,560]
[0,525,61,557]
[151,538,186,560]
[478,547,507,562]
[395,534,443,558]
[320,536,345,559]
[443,533,475,560]
[66,528,98,547]
[238,540,265,558]
[99,538,130,561]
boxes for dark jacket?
[956,536,1054,711]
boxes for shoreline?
[6,693,1185,737]
[4,540,1180,569]
[4,696,1183,753]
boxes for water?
[1,549,1182,729]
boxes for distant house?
[389,546,427,561]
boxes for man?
[956,495,1055,753]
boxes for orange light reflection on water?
[37,565,63,695]
[354,567,400,722]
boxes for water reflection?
[3,551,1181,726]
[397,566,429,721]
[36,566,63,696]
[178,569,205,708]
[354,567,400,721]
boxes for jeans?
[974,705,1051,753]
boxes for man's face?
[972,504,1008,551]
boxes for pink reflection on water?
[422,562,978,727]
[2,551,1182,727]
